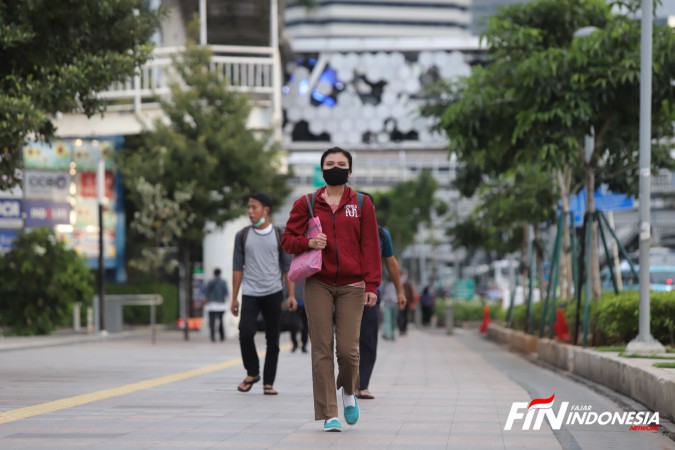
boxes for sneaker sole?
[324,427,342,432]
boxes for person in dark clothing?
[205,268,229,342]
[289,279,309,353]
[356,220,406,400]
[420,286,435,326]
[398,271,415,336]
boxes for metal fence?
[98,45,276,112]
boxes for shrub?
[452,300,505,324]
[0,228,94,335]
[559,291,675,346]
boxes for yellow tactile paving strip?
[0,343,291,425]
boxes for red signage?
[79,172,114,199]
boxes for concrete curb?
[487,323,675,422]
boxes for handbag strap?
[305,193,315,218]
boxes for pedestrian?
[355,215,406,401]
[231,192,296,396]
[281,147,381,432]
[204,268,229,342]
[421,286,435,326]
[398,271,415,336]
[289,279,309,353]
[380,278,398,340]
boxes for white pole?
[627,0,664,354]
[270,0,283,143]
[199,0,207,45]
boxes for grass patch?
[594,346,626,352]
[619,352,675,360]
[653,362,675,369]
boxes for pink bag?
[288,194,323,283]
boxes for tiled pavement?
[0,326,673,449]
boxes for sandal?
[237,375,261,392]
[263,385,278,395]
[356,389,375,400]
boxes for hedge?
[507,291,675,346]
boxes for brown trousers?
[304,277,365,420]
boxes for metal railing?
[99,45,276,112]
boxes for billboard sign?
[24,200,71,228]
[78,171,115,199]
[24,170,70,200]
[0,199,22,228]
[23,141,72,170]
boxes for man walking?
[356,194,406,400]
[231,193,296,395]
[205,268,229,342]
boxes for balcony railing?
[99,45,276,112]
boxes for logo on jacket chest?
[345,205,358,218]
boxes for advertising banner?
[74,198,117,230]
[23,141,72,170]
[0,229,18,253]
[24,200,71,228]
[78,171,115,199]
[0,199,22,229]
[24,170,71,200]
[72,229,117,259]
[73,140,116,171]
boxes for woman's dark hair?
[320,146,352,170]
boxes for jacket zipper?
[332,211,339,285]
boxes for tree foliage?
[0,0,162,189]
[0,228,94,335]
[423,0,675,273]
[372,169,443,254]
[118,43,290,271]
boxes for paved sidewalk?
[0,327,673,449]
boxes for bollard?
[414,302,423,327]
[445,303,454,335]
[73,302,81,331]
[86,307,94,334]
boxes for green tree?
[372,169,444,261]
[424,0,675,299]
[0,0,161,189]
[118,43,290,331]
[0,228,94,335]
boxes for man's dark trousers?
[359,301,380,390]
[238,291,283,386]
[209,311,225,341]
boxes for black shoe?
[292,345,298,353]
[301,347,308,353]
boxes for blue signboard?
[568,187,635,226]
[0,229,18,253]
[24,200,71,228]
[0,199,22,228]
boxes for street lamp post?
[626,0,665,354]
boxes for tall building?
[281,1,483,287]
[470,0,529,35]
[285,0,472,39]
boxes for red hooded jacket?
[281,186,381,294]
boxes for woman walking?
[281,147,381,432]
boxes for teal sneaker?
[324,418,342,432]
[344,395,360,425]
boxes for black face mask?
[323,167,350,186]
